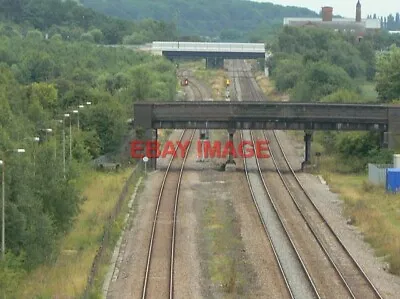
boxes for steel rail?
[170,129,196,298]
[239,62,355,296]
[231,60,319,298]
[247,130,321,299]
[240,130,294,299]
[240,57,381,298]
[270,130,383,299]
[239,59,349,298]
[141,78,202,299]
[265,129,356,298]
[140,129,185,299]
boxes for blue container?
[386,168,400,193]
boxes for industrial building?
[283,1,380,35]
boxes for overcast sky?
[252,1,398,18]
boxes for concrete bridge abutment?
[225,128,237,172]
[206,57,224,69]
[301,130,313,171]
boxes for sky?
[252,1,398,18]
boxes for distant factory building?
[283,1,380,35]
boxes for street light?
[28,137,40,176]
[54,120,63,159]
[41,128,53,140]
[63,113,70,178]
[0,148,25,260]
[73,109,79,131]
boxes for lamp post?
[63,114,70,178]
[0,159,3,260]
[69,115,72,162]
[73,109,79,131]
[0,148,25,260]
[54,120,63,159]
[41,128,52,141]
[31,137,40,176]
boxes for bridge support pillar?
[302,130,313,171]
[225,129,237,171]
[388,106,400,151]
[381,132,388,149]
[206,57,224,69]
[144,129,157,171]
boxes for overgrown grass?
[203,199,244,294]
[357,80,379,102]
[194,68,227,100]
[19,167,135,298]
[88,172,143,298]
[254,71,289,101]
[318,164,400,275]
[308,130,400,275]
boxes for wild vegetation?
[268,27,400,171]
[0,0,177,44]
[80,0,317,41]
[0,2,177,295]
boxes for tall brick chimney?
[322,6,333,22]
[356,1,361,22]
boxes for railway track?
[266,129,383,299]
[232,59,382,299]
[241,130,316,298]
[140,78,203,299]
[230,60,318,298]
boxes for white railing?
[152,41,265,53]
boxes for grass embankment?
[357,80,379,102]
[254,71,289,102]
[20,167,137,298]
[318,157,400,274]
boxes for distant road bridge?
[104,42,268,68]
[133,101,400,169]
[152,41,266,68]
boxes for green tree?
[320,89,363,103]
[326,39,366,78]
[291,61,353,102]
[89,28,104,43]
[376,45,400,102]
[80,32,95,43]
[356,40,376,80]
[272,57,303,92]
[28,82,58,111]
[131,65,151,100]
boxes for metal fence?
[368,163,392,186]
[82,164,142,298]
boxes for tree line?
[0,0,178,44]
[268,27,400,170]
[0,24,178,295]
[80,0,318,41]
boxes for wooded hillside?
[80,0,318,40]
